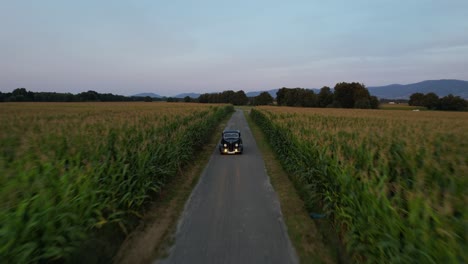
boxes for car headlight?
[224,144,227,147]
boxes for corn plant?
[0,102,233,263]
[251,106,467,263]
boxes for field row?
[0,102,233,263]
[251,106,467,263]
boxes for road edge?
[114,111,234,264]
[244,108,338,264]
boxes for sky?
[1,0,468,96]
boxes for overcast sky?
[1,0,468,96]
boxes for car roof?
[223,130,240,134]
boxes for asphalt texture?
[158,109,298,264]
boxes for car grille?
[227,143,235,151]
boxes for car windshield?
[223,132,239,139]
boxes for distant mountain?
[132,92,162,98]
[368,79,468,99]
[173,93,200,98]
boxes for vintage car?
[219,130,243,154]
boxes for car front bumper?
[221,147,242,154]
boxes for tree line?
[409,92,467,111]
[276,82,379,109]
[0,88,162,102]
[198,90,249,105]
[198,82,379,109]
[0,83,388,109]
[8,86,464,111]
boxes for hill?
[368,79,468,99]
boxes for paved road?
[158,110,298,264]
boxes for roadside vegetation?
[115,110,233,264]
[244,109,339,263]
[251,106,467,263]
[0,102,233,263]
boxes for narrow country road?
[157,109,298,264]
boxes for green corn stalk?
[251,106,467,263]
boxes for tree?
[197,90,248,105]
[409,93,425,106]
[317,86,333,107]
[253,92,273,105]
[78,90,100,101]
[284,88,300,106]
[11,88,34,101]
[220,90,236,103]
[275,87,318,107]
[231,90,249,105]
[353,84,372,105]
[354,98,371,109]
[333,82,355,108]
[438,94,467,111]
[369,96,380,109]
[183,96,191,102]
[276,87,288,106]
[12,88,26,96]
[144,96,153,102]
[333,82,375,109]
[198,93,210,103]
[423,92,439,110]
[166,97,177,102]
[301,89,317,107]
[1,88,152,102]
[408,92,466,111]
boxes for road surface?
[158,109,298,264]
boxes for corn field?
[0,102,233,263]
[251,106,467,263]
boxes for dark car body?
[219,130,243,154]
